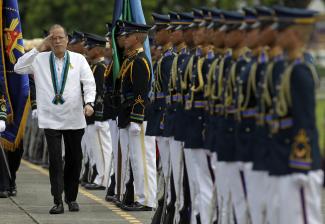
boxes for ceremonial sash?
[49,52,70,104]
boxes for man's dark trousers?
[44,129,84,204]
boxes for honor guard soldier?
[0,93,8,198]
[117,20,156,211]
[256,13,285,224]
[221,10,254,224]
[241,6,274,224]
[164,11,195,224]
[190,7,218,224]
[114,21,136,209]
[146,12,174,223]
[204,8,225,223]
[68,31,85,55]
[103,22,120,202]
[167,11,195,224]
[267,6,323,224]
[181,8,209,223]
[83,33,113,191]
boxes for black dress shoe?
[0,191,8,198]
[84,183,105,190]
[8,186,17,197]
[66,201,79,212]
[49,203,64,214]
[105,194,118,202]
[122,202,153,211]
[80,181,89,187]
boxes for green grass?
[317,99,325,155]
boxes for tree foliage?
[18,0,318,39]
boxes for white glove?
[129,122,141,136]
[94,121,104,129]
[32,109,38,119]
[0,120,6,133]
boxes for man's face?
[154,29,170,46]
[124,33,138,50]
[212,30,225,48]
[50,27,68,55]
[245,29,259,49]
[117,35,125,48]
[183,29,193,46]
[85,46,99,60]
[206,29,215,44]
[170,30,183,45]
[68,42,85,54]
[276,28,294,50]
[104,46,112,59]
[258,26,277,47]
[225,29,244,49]
[193,27,206,45]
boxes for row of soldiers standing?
[146,5,324,224]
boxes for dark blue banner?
[0,0,30,150]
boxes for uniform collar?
[162,43,173,54]
[175,42,187,54]
[91,57,105,64]
[195,46,203,56]
[126,47,144,58]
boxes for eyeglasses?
[51,36,66,42]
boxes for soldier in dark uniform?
[103,22,119,202]
[204,8,226,223]
[68,31,86,55]
[165,12,194,224]
[160,11,195,224]
[146,12,174,223]
[240,7,275,224]
[181,8,209,224]
[112,21,136,208]
[186,7,219,224]
[117,20,156,211]
[82,33,113,191]
[0,93,8,198]
[268,6,323,224]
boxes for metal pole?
[0,141,12,181]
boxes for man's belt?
[185,100,207,110]
[241,108,257,118]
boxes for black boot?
[164,173,176,224]
[151,194,165,224]
[120,167,134,209]
[80,161,90,186]
[8,185,17,197]
[90,165,98,184]
[0,191,8,198]
[196,214,201,224]
[179,159,191,224]
[49,203,64,214]
[105,174,116,201]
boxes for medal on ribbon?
[49,52,70,105]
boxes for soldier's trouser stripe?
[300,187,308,224]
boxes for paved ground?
[0,160,153,224]
[1,160,325,224]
